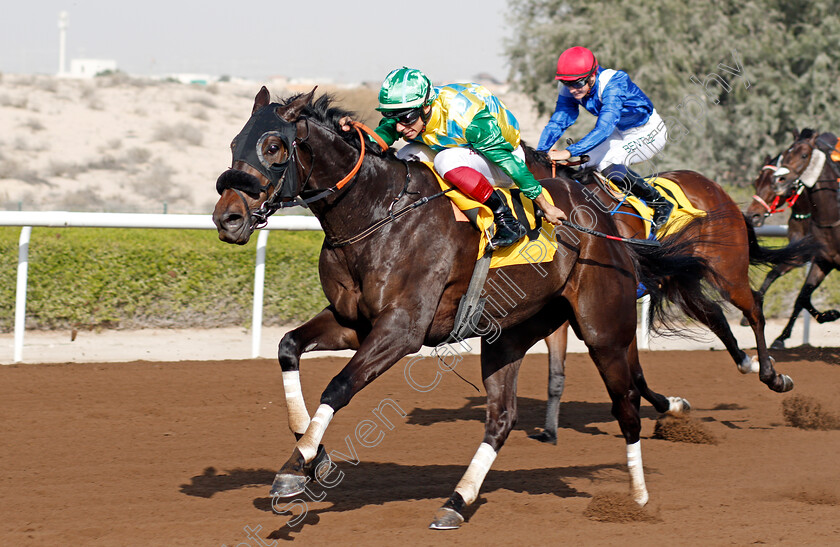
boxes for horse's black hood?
[216,104,299,200]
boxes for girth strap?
[452,251,493,341]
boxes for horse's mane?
[280,92,392,158]
[521,142,579,180]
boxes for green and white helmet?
[377,67,436,112]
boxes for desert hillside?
[0,73,546,215]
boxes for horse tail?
[629,216,722,334]
[743,213,821,267]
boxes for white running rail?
[1,212,322,363]
[1,212,794,362]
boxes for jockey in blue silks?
[538,46,673,231]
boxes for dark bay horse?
[744,153,814,302]
[525,149,813,443]
[213,88,720,529]
[763,128,840,348]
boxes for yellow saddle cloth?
[427,164,558,269]
[598,174,706,239]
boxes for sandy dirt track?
[2,348,840,546]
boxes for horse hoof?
[737,355,760,375]
[770,339,786,350]
[528,430,557,444]
[739,316,749,327]
[270,473,308,498]
[429,507,465,530]
[667,396,691,413]
[773,374,794,393]
[817,309,840,323]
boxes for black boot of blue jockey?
[484,190,527,249]
[603,165,673,231]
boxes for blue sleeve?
[566,75,627,156]
[536,89,579,151]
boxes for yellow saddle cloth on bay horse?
[426,163,558,269]
[597,173,706,239]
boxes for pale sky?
[1,0,513,84]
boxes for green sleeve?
[373,117,401,146]
[464,109,544,201]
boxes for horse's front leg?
[271,309,425,498]
[771,261,832,350]
[276,306,364,483]
[278,306,363,437]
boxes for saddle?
[590,171,706,239]
[425,163,558,269]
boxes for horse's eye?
[230,139,237,151]
[802,153,808,159]
[267,143,281,155]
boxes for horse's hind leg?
[681,293,756,374]
[587,341,649,505]
[529,321,569,444]
[740,265,791,326]
[627,338,690,414]
[772,261,837,348]
[722,275,794,392]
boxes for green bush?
[0,227,326,331]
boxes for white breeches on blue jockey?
[396,142,525,188]
[583,109,668,174]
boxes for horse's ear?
[278,87,317,122]
[253,86,271,115]
[792,128,799,141]
[763,154,771,164]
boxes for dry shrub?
[653,412,718,444]
[153,122,203,146]
[782,395,840,430]
[21,118,45,132]
[46,160,86,178]
[131,163,188,203]
[583,492,659,523]
[0,159,49,185]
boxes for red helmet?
[555,46,598,81]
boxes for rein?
[256,117,451,247]
[251,120,389,228]
[752,164,803,217]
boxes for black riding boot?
[604,165,673,230]
[484,190,527,249]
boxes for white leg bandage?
[626,440,649,506]
[298,404,334,462]
[454,442,497,505]
[282,371,311,435]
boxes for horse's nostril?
[223,212,243,228]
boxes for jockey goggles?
[382,107,423,126]
[561,77,589,89]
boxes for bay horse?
[213,88,720,529]
[525,149,813,443]
[763,128,840,348]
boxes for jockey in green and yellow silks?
[368,67,567,249]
